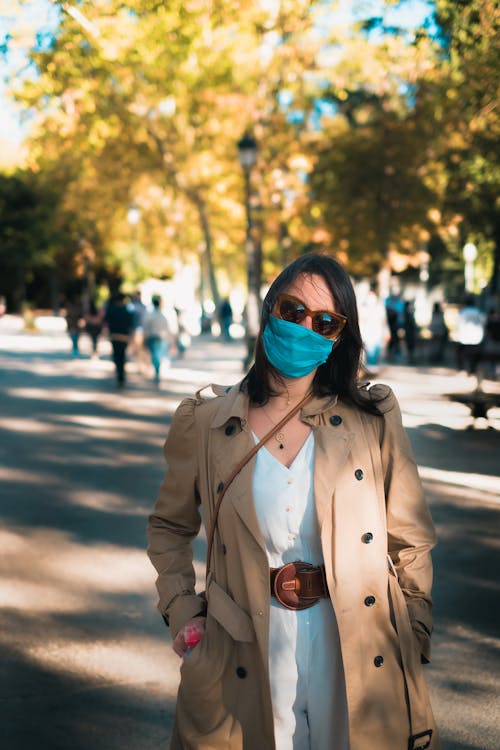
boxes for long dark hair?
[242,252,384,415]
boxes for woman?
[147,253,439,750]
[429,302,449,364]
[65,296,84,358]
[143,295,173,384]
[84,300,104,358]
[403,300,418,365]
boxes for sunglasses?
[274,293,347,339]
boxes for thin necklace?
[260,389,312,450]
[260,404,286,450]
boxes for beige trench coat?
[147,382,440,750]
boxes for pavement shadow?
[406,422,500,478]
[1,643,175,750]
[1,362,174,544]
[0,343,221,749]
[428,480,499,640]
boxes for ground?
[0,323,498,750]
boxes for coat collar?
[206,381,340,429]
[208,383,248,428]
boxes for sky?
[0,0,435,157]
[0,0,59,160]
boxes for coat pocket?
[176,618,233,741]
[207,579,255,642]
[387,561,438,747]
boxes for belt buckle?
[273,561,319,611]
[408,729,433,750]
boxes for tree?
[306,6,440,276]
[418,0,500,295]
[7,0,497,309]
[7,0,329,308]
[0,170,78,310]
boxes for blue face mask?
[262,315,335,378]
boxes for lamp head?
[463,242,477,262]
[237,133,258,169]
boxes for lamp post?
[237,132,259,369]
[463,242,477,294]
[416,249,430,327]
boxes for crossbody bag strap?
[205,390,313,581]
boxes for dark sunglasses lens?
[279,298,306,323]
[313,313,343,338]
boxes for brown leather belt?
[270,562,329,610]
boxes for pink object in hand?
[184,622,203,652]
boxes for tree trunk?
[191,191,221,313]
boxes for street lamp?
[237,132,259,369]
[463,242,477,294]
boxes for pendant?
[276,431,285,450]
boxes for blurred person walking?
[481,306,500,379]
[454,295,486,374]
[130,290,148,373]
[105,292,134,387]
[143,296,173,385]
[218,298,234,341]
[174,307,191,358]
[385,292,404,361]
[147,253,440,750]
[84,300,105,359]
[428,302,449,364]
[403,300,418,365]
[65,296,84,357]
[358,284,388,372]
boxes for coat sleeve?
[147,397,205,638]
[371,384,437,663]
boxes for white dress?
[253,433,350,750]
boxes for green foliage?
[0,169,79,310]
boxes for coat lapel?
[312,422,354,529]
[210,392,267,555]
[226,466,268,555]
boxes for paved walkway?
[0,326,499,749]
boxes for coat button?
[236,666,247,679]
[374,655,384,667]
[362,532,374,544]
[329,415,342,426]
[355,469,364,480]
[216,481,224,493]
[225,424,235,436]
[364,595,376,607]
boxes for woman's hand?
[172,616,206,658]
